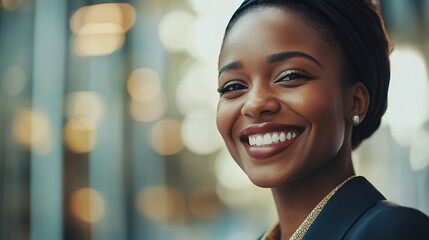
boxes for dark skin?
[216,7,370,239]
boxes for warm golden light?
[1,65,27,96]
[150,119,183,155]
[70,188,105,223]
[215,150,252,190]
[385,46,429,146]
[130,95,166,123]
[73,31,125,57]
[1,0,23,11]
[70,3,136,34]
[12,109,51,153]
[175,62,218,115]
[136,186,185,223]
[181,110,223,155]
[66,91,104,124]
[70,3,136,57]
[158,10,195,53]
[64,117,97,154]
[127,68,161,102]
[188,187,221,220]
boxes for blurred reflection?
[1,0,23,11]
[127,68,161,102]
[70,3,136,56]
[12,109,51,154]
[130,95,166,122]
[1,65,27,96]
[64,117,97,154]
[181,110,223,155]
[384,46,429,146]
[66,91,104,124]
[150,119,183,155]
[188,187,221,220]
[70,188,105,223]
[175,61,218,115]
[215,150,252,191]
[410,130,429,171]
[136,186,185,223]
[158,10,195,53]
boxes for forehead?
[219,7,338,66]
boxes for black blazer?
[303,177,429,239]
[261,177,429,239]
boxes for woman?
[216,0,429,239]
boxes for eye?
[275,69,312,83]
[217,81,247,95]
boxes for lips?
[240,123,304,159]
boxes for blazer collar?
[302,176,386,239]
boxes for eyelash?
[275,69,311,83]
[217,69,312,95]
[217,81,247,95]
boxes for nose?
[241,86,281,118]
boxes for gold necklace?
[289,175,356,240]
[262,175,357,240]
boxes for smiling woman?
[216,0,429,239]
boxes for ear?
[346,82,370,125]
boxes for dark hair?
[222,0,391,149]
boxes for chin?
[246,171,292,188]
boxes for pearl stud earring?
[352,115,360,124]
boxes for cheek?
[216,101,238,140]
[301,87,346,154]
[287,86,346,144]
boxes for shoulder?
[345,200,429,239]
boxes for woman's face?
[217,7,352,187]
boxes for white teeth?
[256,135,264,146]
[263,133,272,145]
[248,131,300,147]
[279,132,286,142]
[272,133,279,143]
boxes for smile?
[240,123,304,159]
[248,131,300,147]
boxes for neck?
[271,149,355,240]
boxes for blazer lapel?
[302,177,385,240]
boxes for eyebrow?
[218,61,243,77]
[218,51,322,76]
[268,51,323,69]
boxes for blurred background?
[0,0,428,239]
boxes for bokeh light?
[12,109,51,153]
[186,0,241,14]
[73,28,125,57]
[129,95,167,123]
[127,68,161,102]
[0,0,23,11]
[384,46,429,146]
[70,3,136,57]
[188,187,221,220]
[215,150,252,190]
[181,110,223,155]
[64,117,97,154]
[136,186,185,223]
[158,10,195,53]
[1,65,27,96]
[66,91,104,124]
[150,119,183,155]
[175,61,218,115]
[70,188,105,223]
[409,130,429,171]
[184,0,242,63]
